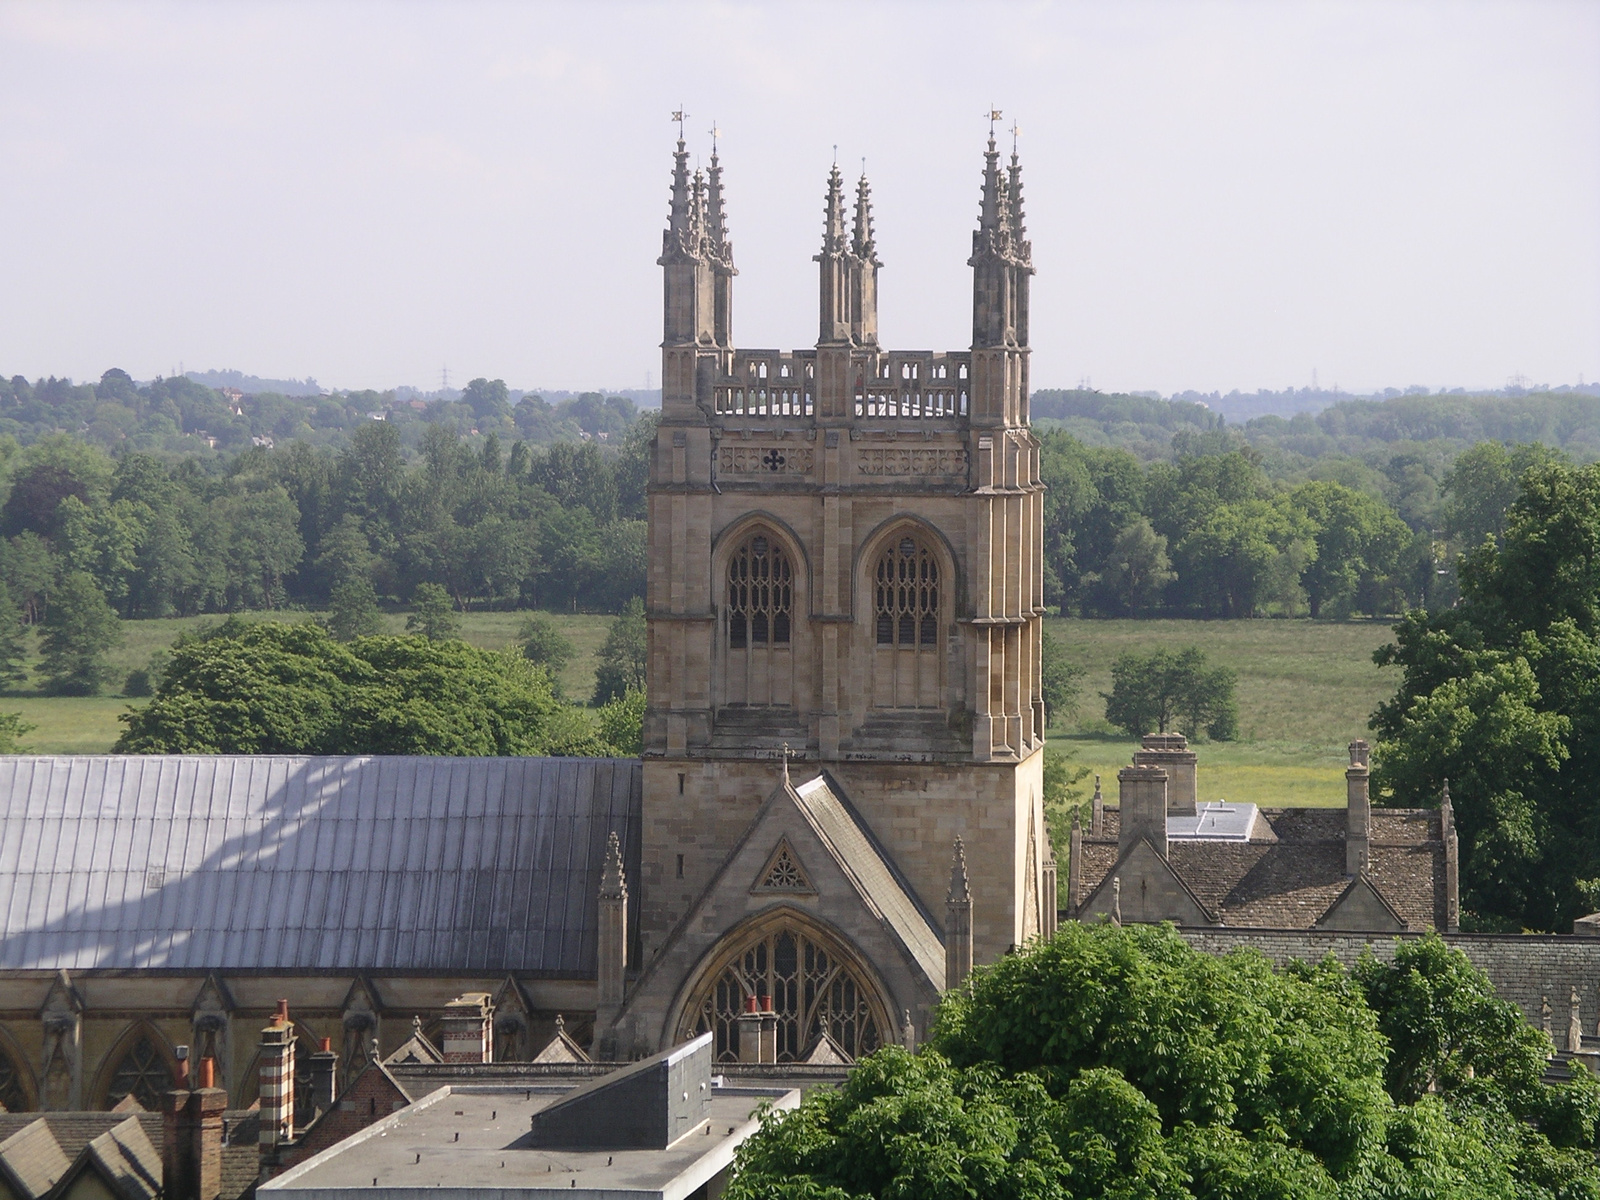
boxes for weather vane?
[671,108,689,139]
[1010,120,1021,152]
[708,121,720,152]
[988,106,1002,135]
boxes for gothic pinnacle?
[947,837,971,905]
[852,171,878,264]
[707,148,732,264]
[821,163,847,255]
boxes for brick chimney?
[1346,740,1370,875]
[1118,765,1168,859]
[1134,733,1197,815]
[440,994,494,1064]
[163,1056,227,1200]
[735,995,764,1064]
[258,1000,295,1164]
[307,1037,337,1117]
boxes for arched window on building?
[678,919,888,1063]
[104,1035,173,1111]
[872,535,941,708]
[724,533,794,707]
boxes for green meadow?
[4,613,1400,790]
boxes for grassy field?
[3,612,1403,783]
[1045,617,1397,808]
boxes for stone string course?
[1179,927,1600,1030]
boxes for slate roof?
[0,756,642,974]
[1074,805,1447,930]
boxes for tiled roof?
[0,1118,72,1199]
[1074,806,1445,931]
[0,756,641,974]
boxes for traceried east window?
[727,535,792,649]
[875,537,938,648]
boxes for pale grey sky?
[2,0,1596,395]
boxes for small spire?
[821,163,847,254]
[947,838,971,905]
[1440,778,1455,834]
[706,144,731,263]
[555,1013,565,1033]
[662,135,696,261]
[851,171,878,263]
[690,168,708,248]
[1070,808,1080,832]
[1111,876,1122,927]
[600,830,627,899]
[781,743,791,788]
[411,1015,422,1038]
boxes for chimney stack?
[440,994,494,1064]
[308,1037,337,1117]
[258,1000,295,1165]
[1117,766,1168,859]
[164,1057,227,1200]
[1346,741,1370,875]
[736,996,764,1064]
[1133,734,1197,815]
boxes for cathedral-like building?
[0,133,1572,1125]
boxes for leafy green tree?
[729,923,1599,1199]
[592,597,646,704]
[327,577,384,642]
[1040,630,1084,728]
[1103,647,1238,741]
[518,613,575,676]
[37,571,122,695]
[0,583,29,688]
[1101,517,1174,617]
[1290,480,1410,618]
[1174,498,1313,618]
[115,621,601,756]
[597,686,646,755]
[1440,441,1567,550]
[405,582,460,640]
[1042,745,1091,853]
[0,532,56,625]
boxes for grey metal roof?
[0,756,642,974]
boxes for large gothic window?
[679,922,888,1063]
[723,533,794,707]
[105,1035,173,1111]
[872,535,942,708]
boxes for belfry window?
[727,536,792,649]
[875,537,938,647]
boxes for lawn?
[1046,617,1398,808]
[3,612,1404,781]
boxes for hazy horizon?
[3,1,1596,396]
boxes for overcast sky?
[2,0,1596,396]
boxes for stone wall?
[1178,927,1600,1035]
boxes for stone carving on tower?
[621,124,1047,1058]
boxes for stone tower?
[634,130,1045,1051]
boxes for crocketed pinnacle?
[600,830,628,899]
[689,168,708,252]
[1007,148,1031,266]
[661,138,696,260]
[707,150,733,266]
[821,163,848,256]
[852,173,879,264]
[947,837,971,905]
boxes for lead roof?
[0,756,642,974]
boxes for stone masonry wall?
[1179,928,1600,1036]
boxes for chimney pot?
[199,1057,214,1089]
[275,999,289,1022]
[320,1037,331,1052]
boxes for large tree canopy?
[726,925,1600,1200]
[1372,459,1600,930]
[114,619,608,756]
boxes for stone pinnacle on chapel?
[821,163,848,255]
[852,172,878,264]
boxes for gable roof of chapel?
[0,756,641,974]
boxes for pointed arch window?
[875,537,939,647]
[105,1036,172,1112]
[727,536,792,649]
[0,1044,30,1112]
[678,922,888,1063]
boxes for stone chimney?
[1441,779,1460,932]
[945,838,973,990]
[1346,740,1370,875]
[596,831,628,1031]
[307,1037,337,1117]
[735,996,766,1064]
[1117,766,1168,859]
[1134,734,1197,815]
[258,1000,295,1161]
[440,993,494,1064]
[163,1056,227,1200]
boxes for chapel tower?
[628,128,1046,1055]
